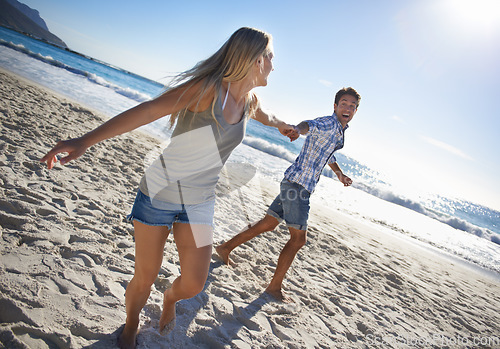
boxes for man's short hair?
[334,87,361,108]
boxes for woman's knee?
[131,268,160,290]
[179,274,207,298]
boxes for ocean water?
[1,26,498,274]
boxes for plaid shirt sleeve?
[284,115,344,193]
[327,153,337,165]
[306,117,328,134]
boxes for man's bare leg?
[265,227,307,303]
[216,214,279,265]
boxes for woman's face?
[255,49,274,87]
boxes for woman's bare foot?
[118,323,138,349]
[159,290,176,335]
[215,244,232,266]
[265,287,294,303]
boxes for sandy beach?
[1,67,499,348]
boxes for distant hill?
[5,0,49,31]
[0,0,67,48]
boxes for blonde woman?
[41,27,296,348]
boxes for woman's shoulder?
[177,81,217,113]
[246,91,261,117]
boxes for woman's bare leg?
[159,223,212,332]
[118,221,170,349]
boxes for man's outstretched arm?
[329,162,352,186]
[294,121,310,135]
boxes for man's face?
[334,94,358,127]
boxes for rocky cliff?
[0,0,67,48]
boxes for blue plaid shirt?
[284,113,347,193]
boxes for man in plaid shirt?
[217,87,360,302]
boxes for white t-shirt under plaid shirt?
[284,113,347,193]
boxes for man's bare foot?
[215,244,232,266]
[265,287,294,303]
[118,324,138,349]
[159,290,176,335]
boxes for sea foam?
[0,39,152,104]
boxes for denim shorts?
[127,190,215,230]
[267,179,310,231]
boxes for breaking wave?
[0,39,152,103]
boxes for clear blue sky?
[21,0,500,210]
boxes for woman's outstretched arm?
[253,105,299,141]
[40,83,204,168]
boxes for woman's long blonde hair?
[165,27,273,127]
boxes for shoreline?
[0,25,166,87]
[322,203,500,282]
[1,68,499,348]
